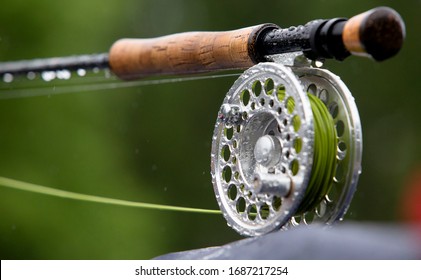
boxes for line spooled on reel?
[0,7,405,236]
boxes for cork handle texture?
[109,25,271,80]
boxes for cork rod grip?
[109,24,275,80]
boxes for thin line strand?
[0,176,221,215]
[0,72,241,99]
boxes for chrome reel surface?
[211,62,362,236]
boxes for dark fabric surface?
[155,223,421,260]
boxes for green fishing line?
[296,93,338,214]
[273,88,337,214]
[0,176,221,215]
[0,91,336,218]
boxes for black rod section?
[0,53,109,75]
[255,18,350,62]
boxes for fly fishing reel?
[211,55,362,236]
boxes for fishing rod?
[0,7,404,79]
[0,7,406,237]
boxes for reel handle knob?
[343,7,406,61]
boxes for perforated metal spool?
[211,62,362,236]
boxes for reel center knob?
[254,135,282,168]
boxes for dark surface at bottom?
[155,223,421,260]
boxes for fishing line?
[296,93,338,214]
[269,89,337,214]
[0,176,221,215]
[0,72,241,99]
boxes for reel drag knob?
[211,62,362,236]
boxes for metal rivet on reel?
[211,61,362,236]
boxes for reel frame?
[211,54,362,236]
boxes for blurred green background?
[0,0,420,259]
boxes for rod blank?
[0,53,109,76]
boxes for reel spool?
[211,57,362,236]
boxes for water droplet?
[315,61,324,68]
[56,69,71,80]
[27,72,36,80]
[3,73,13,83]
[41,71,56,82]
[77,69,86,77]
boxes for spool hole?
[260,204,270,220]
[329,102,339,119]
[228,184,237,200]
[307,84,317,95]
[336,121,345,137]
[264,78,274,95]
[304,211,315,224]
[221,145,231,162]
[236,197,246,213]
[224,126,233,140]
[294,137,302,154]
[293,215,302,225]
[232,140,238,148]
[248,204,257,220]
[338,141,347,152]
[276,85,286,101]
[252,80,262,96]
[290,159,299,176]
[240,89,250,106]
[242,111,248,120]
[286,97,295,114]
[338,141,347,160]
[222,166,232,183]
[292,115,301,131]
[318,89,329,104]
